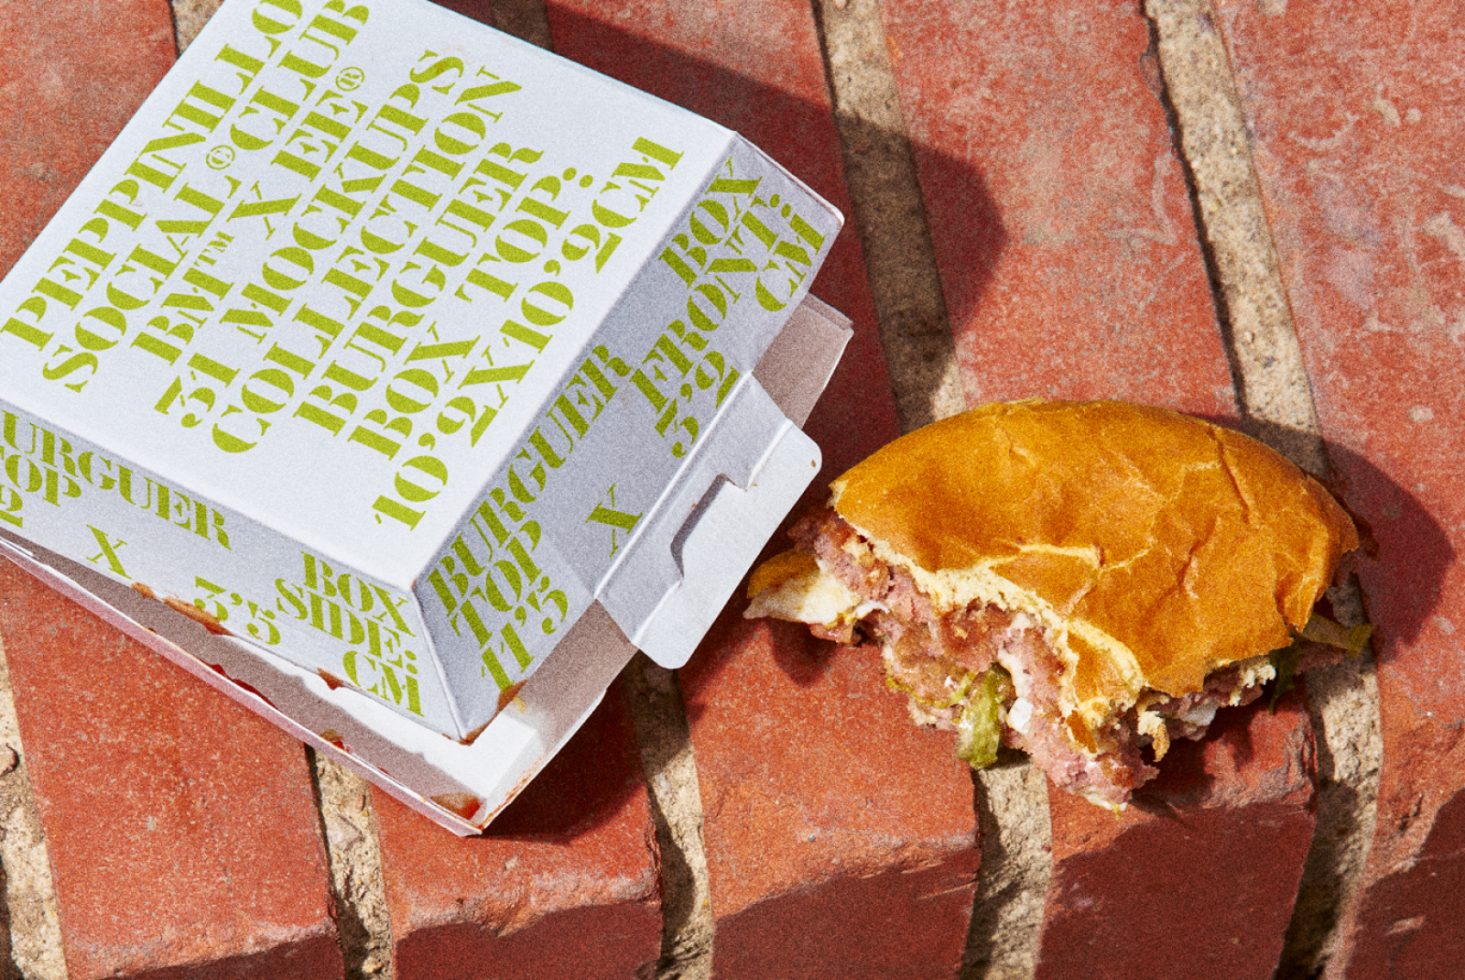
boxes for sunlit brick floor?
[1,1,1460,977]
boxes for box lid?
[0,0,845,736]
[0,0,837,585]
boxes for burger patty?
[790,510,1306,805]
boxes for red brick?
[0,563,342,979]
[1211,2,1465,973]
[879,0,1234,414]
[880,0,1324,971]
[1037,693,1316,980]
[1344,791,1465,979]
[428,0,497,27]
[372,683,660,979]
[543,3,978,973]
[0,0,175,274]
[683,619,979,978]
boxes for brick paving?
[1211,3,1465,974]
[1,0,1461,977]
[878,2,1321,972]
[878,0,1234,415]
[1036,695,1318,980]
[0,565,341,978]
[0,0,175,273]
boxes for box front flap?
[603,298,851,668]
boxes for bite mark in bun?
[746,400,1363,807]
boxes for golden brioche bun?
[766,400,1358,737]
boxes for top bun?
[829,400,1358,731]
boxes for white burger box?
[0,0,851,834]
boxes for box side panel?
[418,139,845,732]
[606,391,824,668]
[600,297,853,670]
[0,398,453,732]
[0,539,479,835]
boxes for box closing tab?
[602,379,819,668]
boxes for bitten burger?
[746,400,1367,807]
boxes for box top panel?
[0,0,755,584]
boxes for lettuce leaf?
[1268,641,1303,711]
[1270,614,1373,710]
[1299,614,1373,655]
[956,668,1013,770]
[886,670,974,710]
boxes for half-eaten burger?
[746,400,1367,807]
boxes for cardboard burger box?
[0,0,851,833]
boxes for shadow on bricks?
[1133,689,1292,812]
[1213,417,1456,649]
[1323,442,1456,653]
[1347,789,1465,977]
[546,3,1006,471]
[480,694,643,841]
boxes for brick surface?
[879,0,1234,414]
[373,683,660,979]
[1037,693,1316,980]
[0,0,176,273]
[16,0,1454,975]
[880,0,1324,969]
[0,563,342,979]
[1211,2,1465,974]
[543,2,977,974]
[682,618,979,979]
